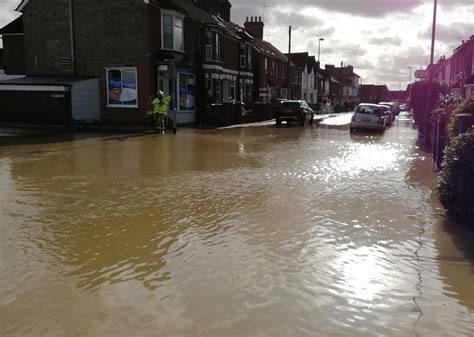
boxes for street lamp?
[318,38,324,63]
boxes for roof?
[0,76,96,86]
[0,16,23,35]
[150,0,214,24]
[286,52,308,68]
[254,39,288,62]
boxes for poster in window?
[107,69,137,106]
[178,73,195,111]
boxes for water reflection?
[1,124,473,336]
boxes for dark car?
[276,100,314,126]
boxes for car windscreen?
[356,105,381,115]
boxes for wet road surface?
[1,119,473,336]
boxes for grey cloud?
[269,10,324,30]
[368,36,403,46]
[419,22,474,44]
[0,0,21,28]
[232,0,432,23]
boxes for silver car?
[350,103,386,132]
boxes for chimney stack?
[244,16,264,40]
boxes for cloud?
[231,0,435,23]
[368,36,403,46]
[419,22,474,44]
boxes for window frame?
[161,11,185,52]
[105,67,138,108]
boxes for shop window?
[106,67,138,107]
[178,73,195,111]
[162,12,184,51]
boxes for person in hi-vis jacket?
[151,91,172,134]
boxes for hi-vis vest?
[152,95,172,114]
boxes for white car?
[350,103,386,132]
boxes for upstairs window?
[240,44,246,67]
[264,58,268,74]
[247,45,252,68]
[162,12,184,51]
[205,31,221,61]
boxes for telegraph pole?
[288,25,291,99]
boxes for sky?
[1,0,473,90]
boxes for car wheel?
[276,119,282,126]
[300,119,305,126]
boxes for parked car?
[379,101,400,116]
[378,104,394,125]
[276,100,314,126]
[350,103,386,132]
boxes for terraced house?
[0,0,256,125]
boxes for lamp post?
[318,38,324,63]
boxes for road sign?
[414,70,427,79]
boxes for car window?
[281,102,301,109]
[356,105,381,115]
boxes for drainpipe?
[69,0,76,76]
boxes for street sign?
[414,69,427,79]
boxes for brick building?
[449,35,474,98]
[244,17,290,103]
[286,52,318,106]
[0,0,255,125]
[359,84,389,104]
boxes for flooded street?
[1,120,473,336]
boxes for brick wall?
[22,0,73,75]
[72,0,147,123]
[2,35,26,74]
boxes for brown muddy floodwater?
[0,121,473,336]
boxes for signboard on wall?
[414,70,427,79]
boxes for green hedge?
[437,131,474,224]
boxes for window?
[240,44,246,68]
[264,58,268,74]
[472,54,474,75]
[230,80,235,99]
[207,78,213,95]
[162,12,184,51]
[214,32,221,61]
[272,60,275,76]
[276,63,280,78]
[280,88,287,99]
[178,73,195,111]
[247,45,252,68]
[205,31,221,61]
[106,67,138,107]
[282,64,286,79]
